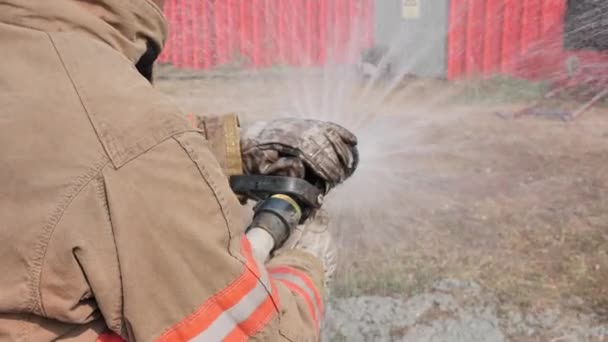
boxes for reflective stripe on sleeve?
[268,266,323,331]
[157,237,278,342]
[268,266,323,314]
[272,274,320,325]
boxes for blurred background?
[155,1,608,340]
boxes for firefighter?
[0,0,358,341]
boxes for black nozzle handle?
[230,175,323,223]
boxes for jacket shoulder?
[48,31,192,168]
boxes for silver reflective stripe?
[271,273,320,321]
[191,281,267,341]
[192,267,272,341]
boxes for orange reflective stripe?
[269,266,323,315]
[157,236,279,342]
[228,279,280,342]
[242,237,281,310]
[241,236,263,280]
[269,266,323,335]
[277,278,320,333]
[223,287,278,342]
[157,270,257,342]
[221,240,280,341]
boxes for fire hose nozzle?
[230,175,323,261]
[249,194,302,249]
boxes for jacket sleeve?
[100,132,325,341]
[187,113,244,177]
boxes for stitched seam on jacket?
[172,135,234,247]
[279,330,297,342]
[45,32,114,161]
[173,135,280,302]
[171,135,319,341]
[47,31,190,168]
[93,175,124,334]
[31,155,110,316]
[29,31,110,316]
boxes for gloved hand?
[274,209,337,289]
[241,119,359,193]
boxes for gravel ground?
[324,280,608,342]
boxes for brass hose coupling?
[249,194,303,251]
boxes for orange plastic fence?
[158,0,374,69]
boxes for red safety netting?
[158,0,374,69]
[447,0,608,85]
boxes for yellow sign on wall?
[402,0,420,19]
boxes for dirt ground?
[155,65,608,341]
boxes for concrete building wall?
[374,0,450,78]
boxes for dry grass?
[330,96,608,318]
[451,75,549,104]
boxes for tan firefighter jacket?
[0,0,325,341]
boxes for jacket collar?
[0,0,167,64]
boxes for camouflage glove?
[275,209,337,289]
[241,119,359,192]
